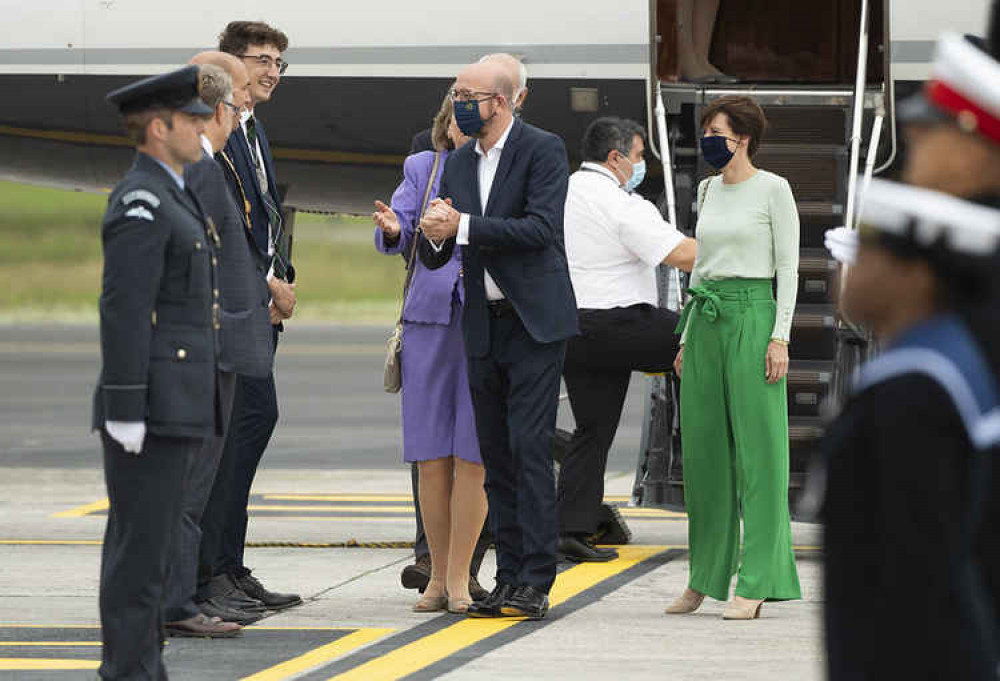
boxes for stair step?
[790,304,838,361]
[788,360,834,417]
[790,416,825,474]
[797,248,838,304]
[759,106,848,146]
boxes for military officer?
[93,65,221,679]
[820,178,1000,681]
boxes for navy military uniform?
[818,179,1000,681]
[92,66,219,680]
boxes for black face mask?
[968,194,1000,210]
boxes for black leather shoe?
[469,575,490,602]
[501,585,549,620]
[198,598,263,626]
[400,555,431,592]
[200,574,267,612]
[466,582,515,618]
[234,573,302,610]
[559,535,618,563]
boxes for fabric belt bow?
[675,286,722,335]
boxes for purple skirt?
[400,301,481,464]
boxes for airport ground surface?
[0,324,825,680]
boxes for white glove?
[105,421,147,454]
[825,226,858,265]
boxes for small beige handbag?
[383,152,442,393]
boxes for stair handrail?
[654,81,683,312]
[843,0,872,240]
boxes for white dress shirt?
[456,117,516,301]
[564,162,686,309]
[240,110,276,281]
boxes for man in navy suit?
[196,20,301,616]
[419,57,578,620]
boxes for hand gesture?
[419,198,459,242]
[765,341,789,384]
[373,200,401,240]
[268,277,296,319]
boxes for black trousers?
[198,369,278,590]
[558,304,680,536]
[163,371,237,621]
[99,431,197,681]
[411,464,491,575]
[467,310,566,593]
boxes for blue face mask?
[700,135,735,169]
[453,98,495,137]
[625,159,646,193]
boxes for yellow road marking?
[241,628,393,681]
[0,659,100,670]
[0,642,100,646]
[327,546,669,681]
[619,508,687,518]
[51,498,109,518]
[264,494,632,503]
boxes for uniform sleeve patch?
[124,206,155,222]
[121,189,160,208]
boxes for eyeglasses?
[222,101,241,115]
[239,54,289,75]
[448,88,498,103]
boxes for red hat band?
[925,80,1000,146]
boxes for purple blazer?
[375,150,464,325]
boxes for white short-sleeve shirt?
[564,162,685,309]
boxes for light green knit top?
[680,169,800,343]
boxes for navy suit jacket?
[223,118,294,282]
[418,119,578,357]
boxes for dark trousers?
[99,431,197,681]
[198,370,278,590]
[163,371,237,621]
[411,464,492,575]
[558,304,680,536]
[467,311,566,593]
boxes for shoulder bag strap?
[396,151,443,324]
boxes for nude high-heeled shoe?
[722,596,764,620]
[413,593,448,613]
[664,588,706,614]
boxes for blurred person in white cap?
[820,178,1000,681]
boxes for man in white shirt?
[558,117,696,562]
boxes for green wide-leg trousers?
[678,278,801,602]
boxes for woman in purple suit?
[373,97,486,614]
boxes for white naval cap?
[825,178,1000,266]
[900,32,1000,146]
[858,177,1000,257]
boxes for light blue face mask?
[625,159,646,193]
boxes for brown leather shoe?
[165,613,242,638]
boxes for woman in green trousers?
[669,96,802,620]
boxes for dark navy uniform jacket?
[92,152,220,438]
[821,314,1000,681]
[186,150,272,378]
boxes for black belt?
[487,299,515,318]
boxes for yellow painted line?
[0,642,100,646]
[619,508,687,518]
[0,659,100,671]
[0,123,132,148]
[0,625,99,629]
[248,505,415,513]
[51,498,109,518]
[241,628,393,681]
[328,546,669,681]
[0,540,101,545]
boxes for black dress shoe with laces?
[198,599,263,626]
[401,555,431,592]
[234,573,302,610]
[466,582,515,618]
[501,585,549,620]
[559,535,618,563]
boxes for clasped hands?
[419,198,460,243]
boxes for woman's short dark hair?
[218,21,289,55]
[430,92,454,152]
[581,117,640,163]
[699,96,768,158]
